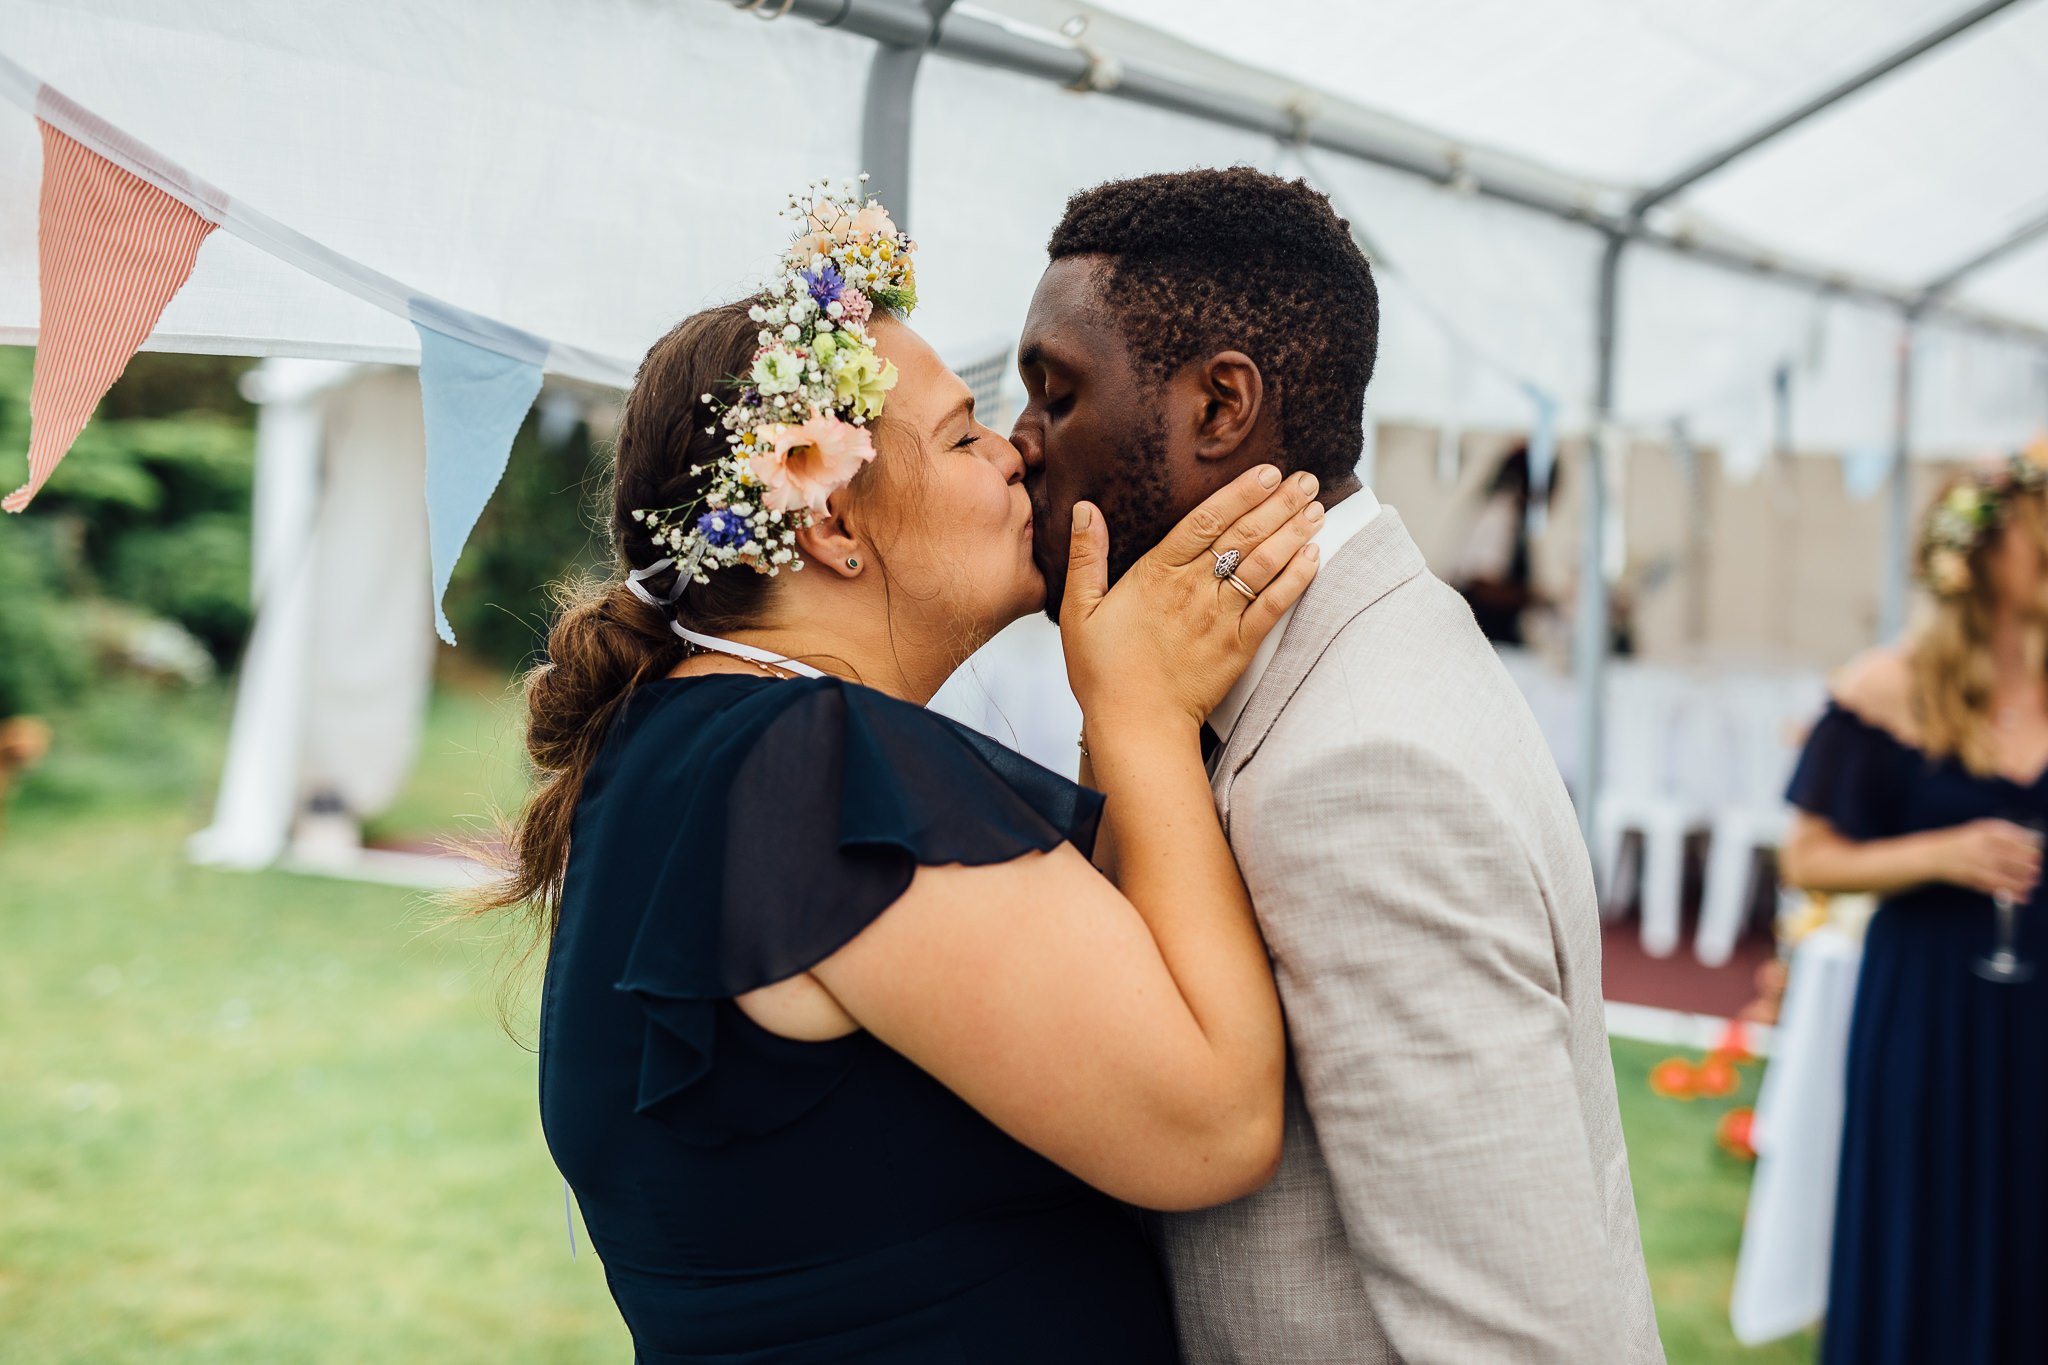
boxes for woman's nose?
[994,433,1027,485]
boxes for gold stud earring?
[846,557,860,569]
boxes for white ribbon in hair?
[670,624,827,679]
[624,557,688,608]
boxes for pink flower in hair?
[749,414,876,516]
[835,288,873,327]
[850,204,897,241]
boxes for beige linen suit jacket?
[1159,508,1664,1364]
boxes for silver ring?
[1211,547,1242,580]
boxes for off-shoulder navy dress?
[1788,704,2048,1365]
[539,675,1180,1364]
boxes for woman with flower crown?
[1779,442,2048,1365]
[462,183,1324,1362]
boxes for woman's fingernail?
[1258,465,1282,488]
[1072,503,1091,531]
[1296,472,1319,494]
[1305,543,1321,562]
[1306,501,1326,523]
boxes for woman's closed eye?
[952,430,981,451]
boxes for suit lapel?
[1213,506,1429,803]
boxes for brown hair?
[1909,479,2048,775]
[454,301,797,972]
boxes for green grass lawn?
[1,673,1818,1362]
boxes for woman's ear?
[1191,351,1264,464]
[794,495,865,580]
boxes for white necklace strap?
[624,557,688,608]
[670,623,827,679]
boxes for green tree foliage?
[0,347,258,704]
[439,403,611,670]
[0,514,89,717]
[1,344,608,694]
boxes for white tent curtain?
[190,361,435,868]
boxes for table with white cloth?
[1729,927,1865,1345]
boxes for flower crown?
[1918,439,2048,599]
[631,177,918,583]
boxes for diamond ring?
[1211,547,1242,579]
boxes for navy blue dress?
[539,675,1180,1364]
[1787,704,2048,1365]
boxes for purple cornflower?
[695,509,750,549]
[802,262,847,310]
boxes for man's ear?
[793,492,865,579]
[1190,351,1264,464]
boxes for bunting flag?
[0,53,630,644]
[415,307,546,645]
[3,121,217,512]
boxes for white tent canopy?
[2,0,2046,857]
[3,0,2043,445]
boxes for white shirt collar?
[1209,484,1382,745]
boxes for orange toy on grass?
[1717,1107,1758,1161]
[1693,1055,1741,1099]
[1648,1058,1697,1100]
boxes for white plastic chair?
[1595,666,1722,958]
[1694,672,1825,966]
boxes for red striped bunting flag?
[3,121,218,513]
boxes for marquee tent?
[2,0,2045,862]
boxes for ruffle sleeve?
[610,678,1102,1139]
[1785,702,1909,842]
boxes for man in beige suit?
[1015,168,1664,1363]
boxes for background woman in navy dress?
[1781,450,2048,1364]
[461,245,1328,1356]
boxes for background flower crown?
[1918,439,2048,599]
[632,177,918,583]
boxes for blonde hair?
[1908,479,2048,776]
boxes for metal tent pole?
[1561,0,2021,844]
[1867,205,2048,646]
[727,0,2048,351]
[737,0,2048,844]
[1628,0,2030,213]
[1918,207,2048,308]
[855,0,956,227]
[1575,231,1624,842]
[1874,209,2048,643]
[1880,318,1919,643]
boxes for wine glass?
[1973,815,2044,985]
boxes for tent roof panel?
[1073,0,1982,188]
[1674,1,2048,288]
[1959,231,2048,322]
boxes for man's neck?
[1317,474,1365,511]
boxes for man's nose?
[1011,414,1043,470]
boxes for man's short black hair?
[1047,167,1378,486]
